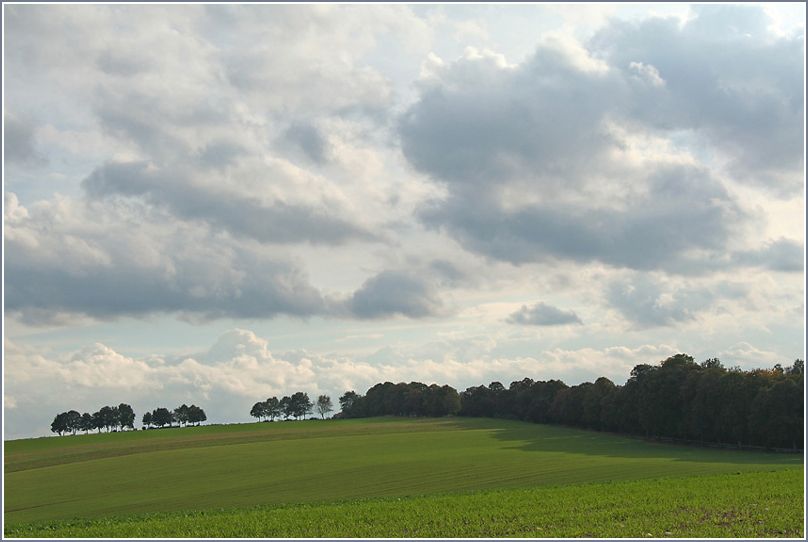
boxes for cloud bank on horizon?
[3,4,804,438]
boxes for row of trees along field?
[50,403,136,435]
[142,404,207,428]
[338,383,461,418]
[250,393,333,421]
[50,404,207,435]
[339,355,804,450]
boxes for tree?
[91,411,105,433]
[280,396,293,420]
[80,412,94,434]
[459,385,492,417]
[188,405,206,425]
[264,397,281,421]
[51,412,69,436]
[715,370,760,446]
[296,392,314,419]
[526,380,567,424]
[701,357,723,369]
[174,404,190,427]
[97,405,117,432]
[286,392,313,420]
[339,391,362,417]
[316,395,333,419]
[142,411,153,429]
[110,405,121,430]
[250,401,266,421]
[331,355,802,450]
[152,407,173,428]
[749,379,803,449]
[118,403,135,431]
[65,410,82,435]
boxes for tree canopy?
[316,395,333,419]
[335,356,802,450]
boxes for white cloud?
[2,5,803,440]
[4,329,690,438]
[628,61,665,87]
[718,342,787,367]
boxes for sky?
[3,3,805,439]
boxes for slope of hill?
[4,417,803,537]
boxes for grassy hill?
[4,417,804,537]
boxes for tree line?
[250,393,333,421]
[337,355,804,450]
[51,403,136,435]
[338,382,461,418]
[49,355,803,450]
[142,404,207,428]
[51,403,207,436]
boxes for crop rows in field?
[6,469,803,538]
[4,417,804,537]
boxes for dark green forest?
[339,355,804,450]
[50,354,803,451]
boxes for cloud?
[3,329,685,438]
[7,4,411,252]
[281,121,331,165]
[628,61,665,87]
[507,302,582,326]
[4,195,453,323]
[4,194,328,321]
[732,238,804,273]
[82,161,375,245]
[428,259,468,287]
[400,5,802,275]
[606,275,749,328]
[209,5,397,118]
[420,165,744,273]
[718,341,788,367]
[590,5,804,193]
[401,45,619,193]
[2,4,803,413]
[3,115,46,166]
[346,270,444,319]
[607,277,697,327]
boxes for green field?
[4,417,804,537]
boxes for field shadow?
[442,418,804,466]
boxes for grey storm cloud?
[4,193,441,323]
[607,278,698,327]
[346,270,444,319]
[507,302,582,326]
[82,161,375,245]
[606,276,749,328]
[400,5,803,273]
[400,49,620,193]
[420,165,743,272]
[589,5,804,193]
[3,4,803,330]
[3,115,46,166]
[198,141,247,170]
[428,259,468,287]
[282,122,331,165]
[5,249,327,322]
[96,49,150,77]
[93,88,233,164]
[732,239,804,273]
[4,220,328,322]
